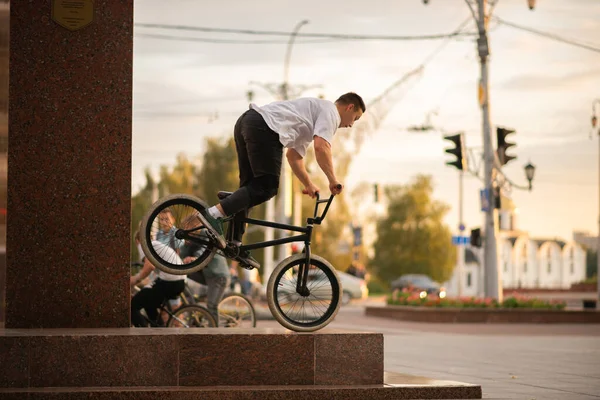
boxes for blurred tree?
[197,137,238,204]
[130,168,159,262]
[369,175,455,286]
[158,153,200,198]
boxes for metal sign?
[480,188,490,212]
[52,0,94,31]
[452,236,469,246]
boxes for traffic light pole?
[476,0,502,301]
[458,169,465,297]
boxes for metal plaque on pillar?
[52,0,94,31]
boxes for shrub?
[388,289,566,310]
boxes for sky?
[132,0,600,242]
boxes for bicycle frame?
[234,192,336,295]
[178,192,337,295]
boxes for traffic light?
[496,127,516,166]
[470,228,482,248]
[443,133,467,171]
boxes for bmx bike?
[139,188,342,332]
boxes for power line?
[135,22,476,41]
[493,16,600,54]
[135,33,343,45]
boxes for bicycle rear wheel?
[218,293,256,328]
[140,194,217,275]
[167,304,217,328]
[267,253,341,332]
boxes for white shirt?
[150,240,187,282]
[250,98,341,158]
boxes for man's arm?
[286,148,313,188]
[313,136,336,183]
[314,136,343,194]
[130,258,155,286]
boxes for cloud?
[501,68,600,90]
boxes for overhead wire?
[493,16,600,54]
[134,22,477,41]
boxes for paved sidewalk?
[259,302,600,399]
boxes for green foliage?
[366,277,387,295]
[370,175,456,285]
[197,137,239,204]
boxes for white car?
[337,270,369,305]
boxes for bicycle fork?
[295,225,313,297]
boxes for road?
[257,298,600,400]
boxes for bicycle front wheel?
[267,253,341,332]
[140,194,217,275]
[167,305,217,328]
[218,293,256,328]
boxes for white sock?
[207,206,225,219]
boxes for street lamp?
[524,162,535,191]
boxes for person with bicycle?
[197,92,366,268]
[178,216,230,326]
[130,236,187,327]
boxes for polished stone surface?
[0,329,386,388]
[6,0,133,329]
[0,372,482,399]
[315,333,383,385]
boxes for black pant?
[131,279,185,327]
[220,109,283,242]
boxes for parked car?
[390,274,446,297]
[337,270,369,305]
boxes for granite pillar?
[6,1,133,328]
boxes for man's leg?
[199,109,282,257]
[197,111,253,249]
[131,286,163,327]
[205,276,229,327]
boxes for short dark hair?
[335,92,366,113]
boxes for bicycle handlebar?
[311,184,342,224]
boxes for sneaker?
[236,251,260,270]
[195,211,227,249]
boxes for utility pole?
[457,169,465,297]
[475,0,502,301]
[422,0,541,301]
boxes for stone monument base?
[0,328,482,399]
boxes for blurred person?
[130,239,187,327]
[180,215,230,325]
[155,208,184,251]
[196,93,366,269]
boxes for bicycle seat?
[217,191,233,200]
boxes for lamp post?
[524,162,536,191]
[591,98,600,309]
[248,20,312,283]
